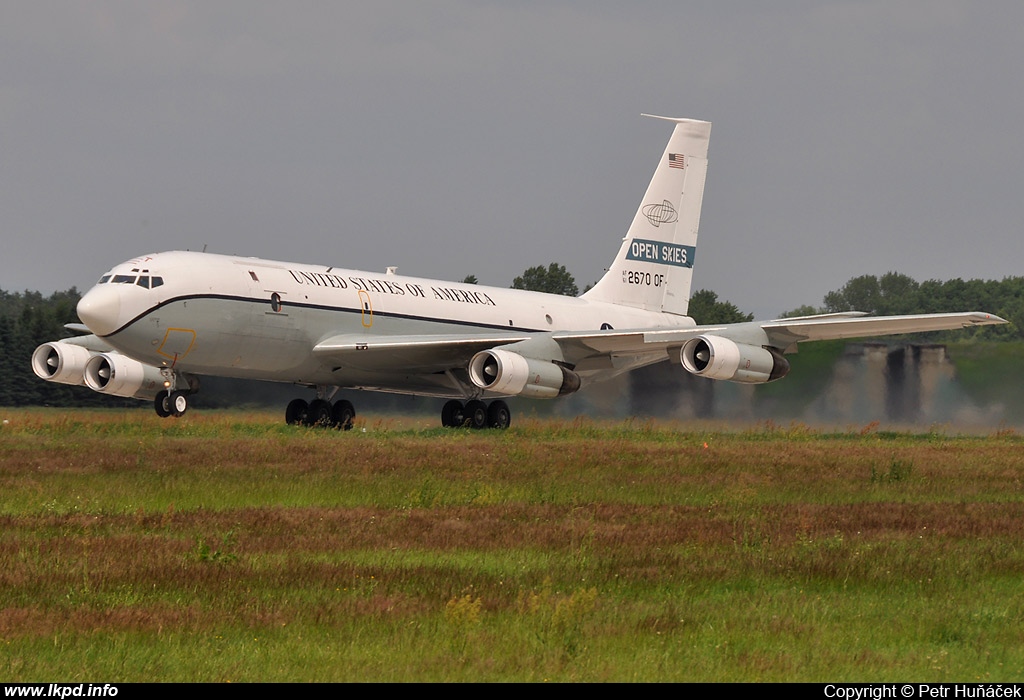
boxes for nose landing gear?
[154,390,191,418]
[152,369,198,418]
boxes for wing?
[313,332,534,373]
[314,311,1007,372]
[553,310,1006,362]
[312,311,1006,396]
[552,310,1007,386]
[314,326,704,378]
[758,311,1007,352]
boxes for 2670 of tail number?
[622,270,665,286]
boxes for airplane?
[32,115,1007,429]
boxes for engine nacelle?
[84,352,166,399]
[32,342,94,386]
[468,349,581,399]
[680,335,790,384]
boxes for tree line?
[2,268,1020,406]
[0,289,125,407]
[781,272,1024,340]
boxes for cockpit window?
[97,272,163,288]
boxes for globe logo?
[642,200,678,228]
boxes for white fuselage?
[77,250,694,396]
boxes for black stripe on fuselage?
[100,293,547,339]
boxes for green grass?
[1,409,1023,681]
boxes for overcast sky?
[2,1,1022,319]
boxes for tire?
[332,399,355,430]
[441,400,464,428]
[465,400,488,430]
[170,391,189,417]
[487,400,511,430]
[306,399,333,427]
[285,398,309,426]
[154,393,172,418]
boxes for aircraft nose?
[77,285,122,336]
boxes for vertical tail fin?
[582,115,711,316]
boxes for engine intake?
[468,349,581,399]
[680,335,790,384]
[84,352,166,399]
[32,342,94,386]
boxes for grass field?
[1,408,1022,682]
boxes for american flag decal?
[668,153,686,169]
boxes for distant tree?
[823,272,921,315]
[779,304,825,318]
[511,263,578,296]
[0,314,16,406]
[823,272,987,315]
[824,274,881,313]
[687,289,753,325]
[877,272,921,315]
[461,275,478,285]
[817,272,1024,340]
[0,287,127,407]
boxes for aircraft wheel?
[169,391,190,417]
[465,400,488,430]
[332,399,355,431]
[441,400,464,428]
[487,400,511,430]
[306,399,334,427]
[285,398,309,426]
[154,393,173,418]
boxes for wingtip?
[973,312,1009,325]
[641,113,712,126]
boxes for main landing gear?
[285,397,356,430]
[282,395,511,430]
[441,399,511,430]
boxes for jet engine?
[680,335,790,384]
[468,348,581,399]
[32,341,94,386]
[84,352,166,399]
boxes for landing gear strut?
[441,399,511,430]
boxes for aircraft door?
[240,266,306,368]
[358,290,373,328]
